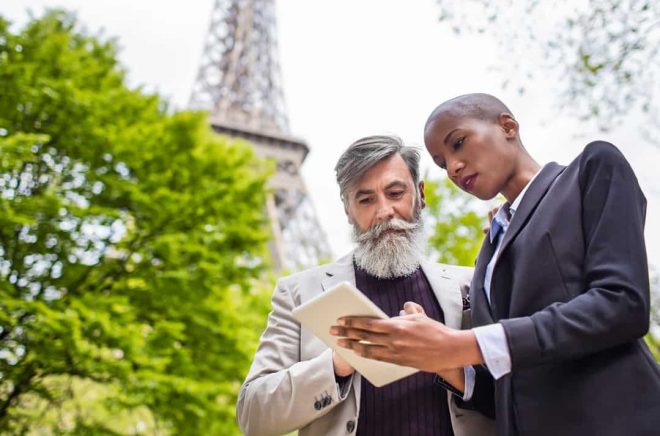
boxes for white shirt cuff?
[462,365,476,401]
[473,323,512,380]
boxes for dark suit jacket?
[468,141,660,436]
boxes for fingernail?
[329,327,338,335]
[337,319,346,326]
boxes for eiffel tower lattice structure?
[189,0,332,271]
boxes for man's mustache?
[356,218,418,242]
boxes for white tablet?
[292,281,418,387]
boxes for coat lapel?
[321,252,356,291]
[488,163,564,319]
[318,252,362,411]
[495,163,565,266]
[471,235,497,325]
[421,260,463,329]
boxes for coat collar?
[321,252,463,329]
[321,252,355,292]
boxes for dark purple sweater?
[354,264,453,436]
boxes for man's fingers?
[488,205,500,221]
[402,301,425,315]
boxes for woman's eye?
[452,137,465,150]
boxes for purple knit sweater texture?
[354,264,453,436]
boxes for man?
[236,135,494,436]
[330,94,660,436]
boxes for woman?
[330,93,660,436]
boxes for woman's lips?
[460,174,477,191]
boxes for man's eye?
[358,198,372,205]
[389,191,404,198]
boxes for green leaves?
[0,10,272,434]
[423,176,489,266]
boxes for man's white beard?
[352,216,424,279]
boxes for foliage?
[0,10,273,434]
[423,176,489,267]
[435,0,660,140]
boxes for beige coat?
[236,253,495,436]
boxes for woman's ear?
[499,113,518,138]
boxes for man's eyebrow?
[353,188,375,198]
[353,181,407,199]
[385,180,408,190]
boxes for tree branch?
[0,364,35,420]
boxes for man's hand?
[482,205,501,234]
[333,351,355,377]
[329,308,484,373]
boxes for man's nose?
[375,200,395,222]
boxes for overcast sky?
[4,0,660,270]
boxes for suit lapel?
[471,235,497,325]
[421,260,463,329]
[495,163,565,266]
[321,253,356,291]
[319,252,362,410]
[488,163,564,319]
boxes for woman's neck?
[502,154,541,203]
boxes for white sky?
[3,0,660,270]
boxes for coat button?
[322,395,332,407]
[346,420,356,433]
[314,400,322,410]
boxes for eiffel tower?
[189,0,332,271]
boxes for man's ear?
[344,204,354,225]
[418,181,426,209]
[499,113,518,139]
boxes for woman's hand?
[330,302,484,373]
[399,302,465,393]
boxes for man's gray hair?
[334,135,421,205]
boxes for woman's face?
[424,114,519,200]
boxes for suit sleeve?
[448,385,497,436]
[501,141,650,369]
[236,279,354,436]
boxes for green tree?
[435,0,660,141]
[0,10,272,434]
[423,176,489,266]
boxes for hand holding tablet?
[292,281,418,387]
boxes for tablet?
[292,281,419,387]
